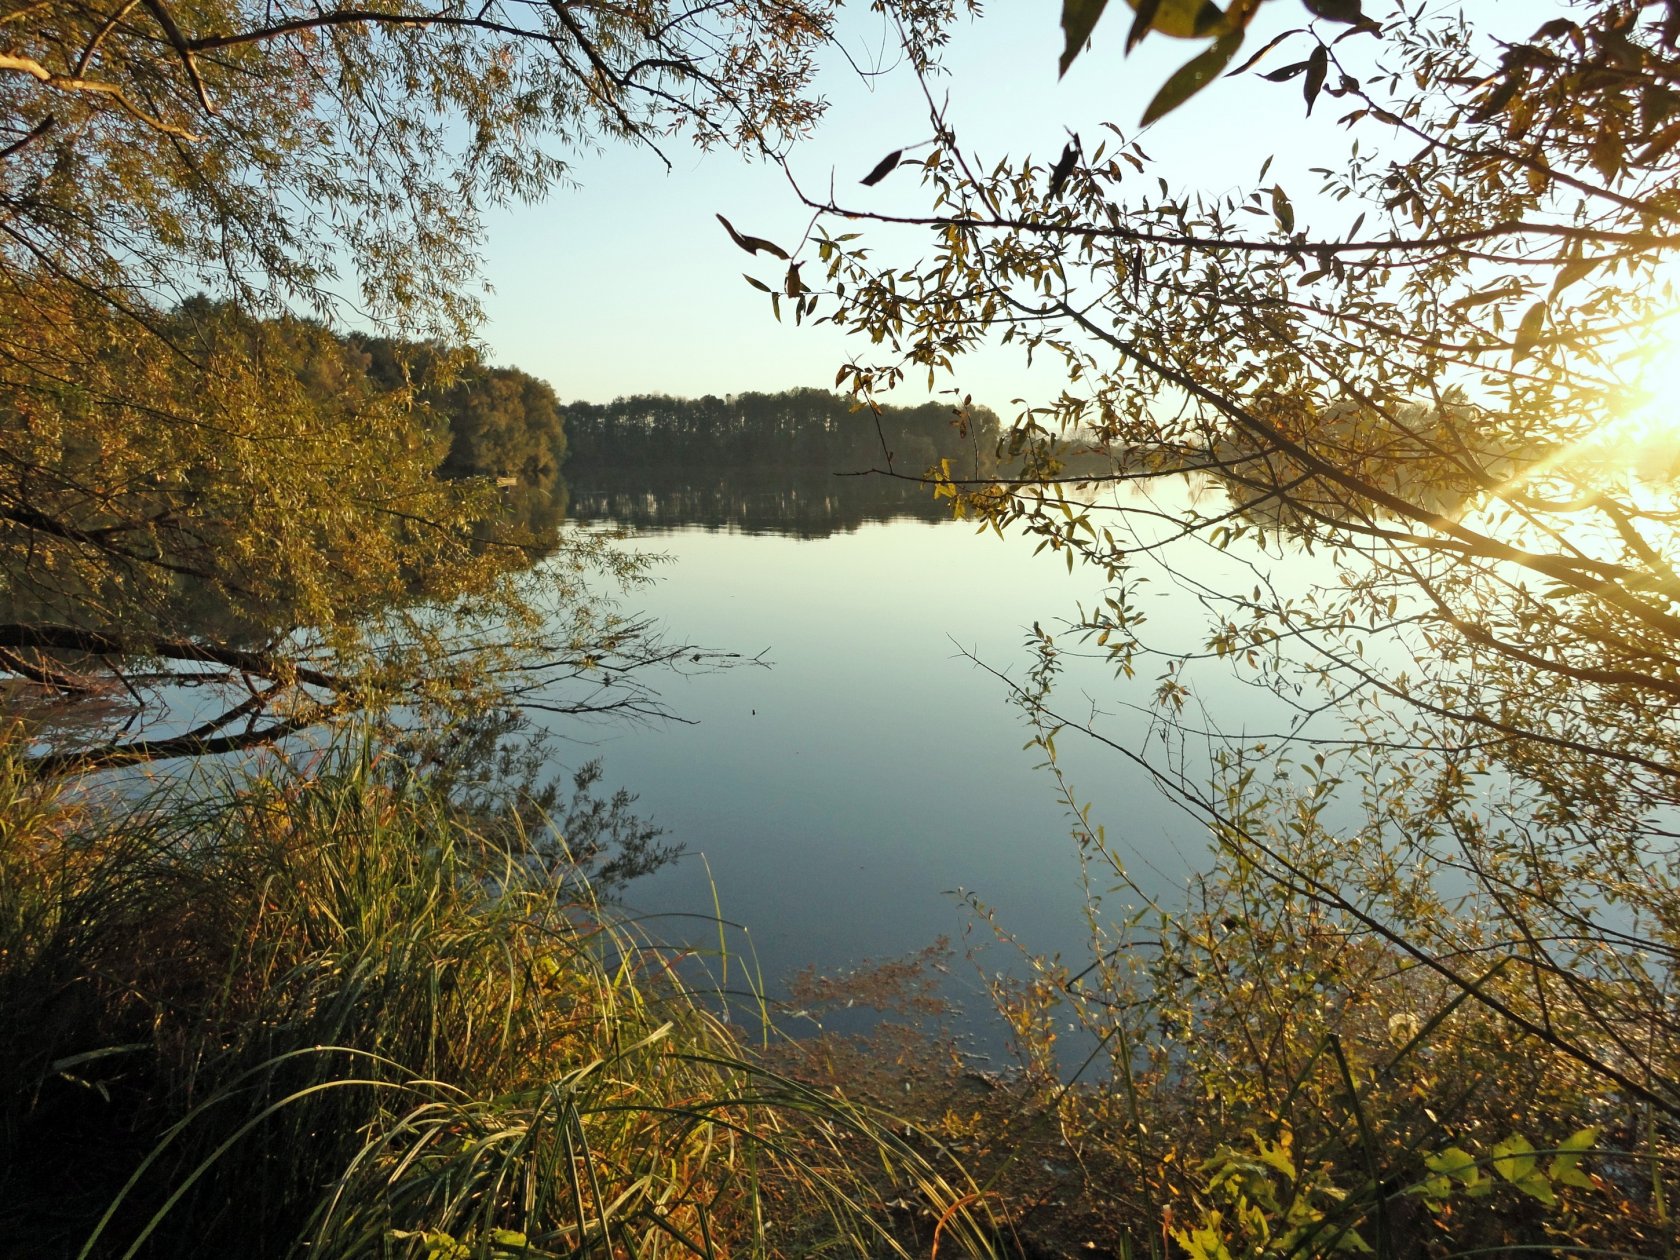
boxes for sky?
[472,2,1377,414]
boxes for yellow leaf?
[1127,0,1228,39]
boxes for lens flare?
[1605,316,1680,482]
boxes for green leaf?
[1302,0,1363,21]
[1469,71,1524,123]
[1174,1223,1235,1260]
[1048,139,1081,198]
[1449,281,1520,311]
[860,149,904,186]
[1550,1126,1600,1188]
[1550,256,1597,298]
[1262,60,1311,82]
[1559,1125,1601,1153]
[1141,29,1245,125]
[1303,43,1328,113]
[1229,28,1306,77]
[1131,0,1227,39]
[1491,1134,1538,1184]
[1335,1226,1374,1254]
[1271,186,1295,234]
[1067,0,1228,74]
[1550,1160,1595,1189]
[715,213,789,260]
[1412,1172,1454,1205]
[1126,0,1163,52]
[1424,1146,1481,1186]
[1254,1138,1296,1180]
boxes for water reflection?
[565,467,947,537]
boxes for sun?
[1473,311,1680,524]
[1577,312,1680,485]
[1626,313,1680,408]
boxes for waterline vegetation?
[0,733,1002,1258]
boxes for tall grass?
[0,734,999,1259]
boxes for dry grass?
[0,733,1000,1259]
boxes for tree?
[733,0,1680,1240]
[0,0,873,334]
[0,0,964,770]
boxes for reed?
[0,733,999,1259]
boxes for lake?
[553,476,1331,1054]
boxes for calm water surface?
[545,493,1314,1047]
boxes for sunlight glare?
[1603,314,1680,486]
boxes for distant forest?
[353,352,1002,505]
[563,389,1001,478]
[190,309,1004,538]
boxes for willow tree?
[0,0,962,769]
[731,0,1680,1239]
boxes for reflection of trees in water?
[0,478,573,660]
[561,387,995,535]
[0,469,581,773]
[475,480,571,559]
[564,468,948,536]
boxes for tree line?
[356,335,568,492]
[563,387,1001,480]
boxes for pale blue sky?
[472,3,1454,414]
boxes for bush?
[962,713,1677,1260]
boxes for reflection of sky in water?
[535,505,1372,1053]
